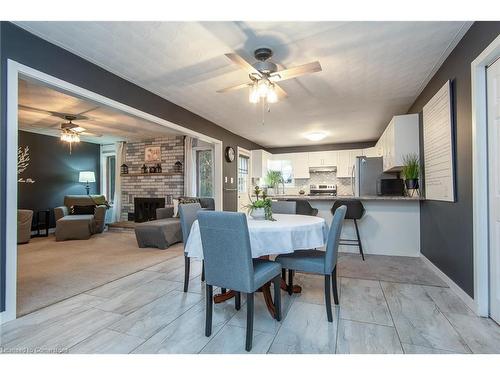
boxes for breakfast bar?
[273,195,422,257]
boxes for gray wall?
[268,141,376,154]
[0,22,262,312]
[408,22,500,297]
[18,131,101,228]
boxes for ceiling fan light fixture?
[249,84,259,104]
[305,132,327,142]
[257,80,269,98]
[267,85,278,103]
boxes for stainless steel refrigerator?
[353,156,393,196]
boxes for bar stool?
[331,200,365,261]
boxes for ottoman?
[55,215,95,241]
[134,218,182,250]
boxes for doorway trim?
[471,34,500,317]
[237,147,251,212]
[1,59,224,323]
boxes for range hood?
[309,166,337,173]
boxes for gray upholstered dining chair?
[198,211,282,352]
[179,203,204,292]
[271,200,297,214]
[275,205,347,322]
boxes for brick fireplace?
[120,136,184,221]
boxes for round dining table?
[185,213,329,316]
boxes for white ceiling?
[18,78,182,144]
[16,21,471,148]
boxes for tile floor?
[2,253,500,354]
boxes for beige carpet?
[17,231,183,316]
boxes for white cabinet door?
[336,150,352,178]
[291,153,310,179]
[363,147,378,157]
[308,151,324,167]
[323,151,338,166]
[250,150,271,178]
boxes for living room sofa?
[134,197,215,250]
[54,195,108,241]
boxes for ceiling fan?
[217,47,322,104]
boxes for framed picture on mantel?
[145,146,161,162]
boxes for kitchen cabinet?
[289,153,310,179]
[251,149,272,178]
[308,151,337,167]
[377,114,419,172]
[336,149,364,178]
[363,147,378,157]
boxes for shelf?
[120,172,182,177]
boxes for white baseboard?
[420,254,479,315]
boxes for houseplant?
[245,195,274,221]
[401,153,420,191]
[265,170,283,195]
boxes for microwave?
[377,178,405,196]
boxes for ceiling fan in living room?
[217,47,322,124]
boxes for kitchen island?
[272,195,421,257]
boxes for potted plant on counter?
[402,153,420,196]
[265,170,283,196]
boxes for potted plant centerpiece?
[402,153,420,195]
[265,170,283,196]
[245,187,275,221]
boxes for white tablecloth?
[185,213,329,259]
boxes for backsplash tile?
[284,171,354,196]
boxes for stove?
[308,184,337,196]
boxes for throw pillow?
[175,197,200,217]
[71,205,96,215]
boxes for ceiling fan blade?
[225,53,262,77]
[217,82,252,93]
[269,61,322,82]
[274,83,288,99]
[81,131,103,137]
[18,105,90,121]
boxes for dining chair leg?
[354,219,365,261]
[235,291,241,311]
[201,260,205,282]
[221,288,227,294]
[273,275,281,321]
[205,284,213,337]
[287,270,294,296]
[324,275,333,322]
[332,266,339,305]
[246,292,254,352]
[282,269,287,283]
[183,255,190,292]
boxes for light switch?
[224,176,228,183]
[230,177,234,184]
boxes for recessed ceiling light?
[305,132,327,141]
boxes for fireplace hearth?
[133,197,165,222]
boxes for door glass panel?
[197,150,213,197]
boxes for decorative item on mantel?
[156,163,162,173]
[245,186,274,221]
[402,153,420,197]
[120,163,129,175]
[141,164,148,174]
[149,165,156,173]
[174,161,183,173]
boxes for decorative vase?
[250,208,266,220]
[405,179,419,190]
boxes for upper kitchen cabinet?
[251,149,272,178]
[337,149,364,177]
[363,147,378,157]
[288,153,310,179]
[308,151,337,167]
[377,114,420,172]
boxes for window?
[196,149,213,197]
[106,155,116,203]
[238,155,249,193]
[268,159,294,186]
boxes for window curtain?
[113,141,125,222]
[184,136,196,197]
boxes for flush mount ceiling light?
[305,132,327,141]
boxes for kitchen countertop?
[270,195,423,201]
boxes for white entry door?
[487,57,500,323]
[237,148,252,212]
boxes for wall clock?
[225,146,235,162]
